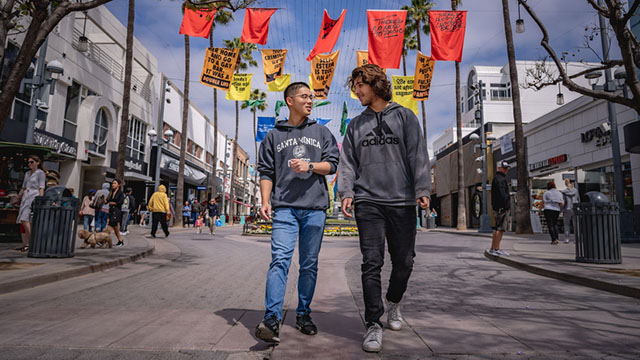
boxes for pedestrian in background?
[543,181,564,245]
[94,182,110,232]
[120,187,135,235]
[490,161,512,256]
[339,64,431,353]
[561,179,580,243]
[15,155,46,252]
[195,214,204,234]
[80,189,96,231]
[255,81,339,344]
[191,199,200,226]
[182,201,191,227]
[106,179,125,247]
[207,198,219,235]
[148,185,170,238]
[138,199,148,226]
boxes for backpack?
[91,194,104,210]
[122,195,130,211]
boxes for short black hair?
[284,82,310,100]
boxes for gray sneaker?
[387,301,403,330]
[362,323,383,352]
[496,249,510,256]
[488,249,500,256]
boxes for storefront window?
[583,162,633,211]
[127,116,146,161]
[64,81,96,141]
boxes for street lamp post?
[472,81,493,233]
[147,128,174,191]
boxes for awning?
[124,171,152,182]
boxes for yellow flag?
[200,47,240,91]
[392,75,418,115]
[267,74,291,92]
[226,74,253,101]
[310,51,339,100]
[413,52,435,101]
[261,49,288,84]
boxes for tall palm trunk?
[176,34,190,227]
[209,33,218,202]
[501,0,532,233]
[453,0,467,230]
[229,100,239,219]
[116,0,135,181]
[253,110,258,210]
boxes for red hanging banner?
[179,8,217,38]
[307,9,347,61]
[240,8,277,45]
[429,10,467,62]
[366,10,406,69]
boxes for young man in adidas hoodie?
[255,82,339,344]
[338,64,431,353]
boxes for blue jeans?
[95,211,109,232]
[264,208,326,321]
[83,215,94,231]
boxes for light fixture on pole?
[516,2,525,34]
[148,128,174,192]
[556,82,564,105]
[77,11,90,53]
[474,80,493,233]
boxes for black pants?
[544,209,560,242]
[355,202,416,327]
[151,212,169,237]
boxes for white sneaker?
[362,323,382,352]
[496,249,510,256]
[387,301,403,330]
[564,238,571,243]
[488,249,500,256]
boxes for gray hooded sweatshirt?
[561,187,580,211]
[338,102,431,206]
[258,117,339,210]
[96,182,110,212]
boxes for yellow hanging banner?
[392,75,418,115]
[413,51,435,101]
[267,74,291,92]
[200,47,240,91]
[310,50,339,100]
[226,73,253,101]
[261,49,288,84]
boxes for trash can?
[574,191,621,264]
[427,216,436,229]
[28,186,80,258]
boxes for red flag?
[179,8,216,38]
[367,10,406,69]
[241,8,277,45]
[307,9,347,61]
[429,11,467,62]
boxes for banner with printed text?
[268,74,291,92]
[225,73,253,101]
[307,9,347,61]
[200,47,240,90]
[310,50,339,100]
[367,10,406,69]
[429,10,467,62]
[392,76,418,115]
[413,52,435,100]
[261,49,288,84]
[256,116,276,142]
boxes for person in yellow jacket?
[148,185,171,238]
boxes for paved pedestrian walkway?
[430,227,640,299]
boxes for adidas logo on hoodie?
[361,121,400,147]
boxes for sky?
[103,0,614,163]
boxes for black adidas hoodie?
[258,117,339,210]
[338,102,431,206]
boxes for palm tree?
[116,0,135,182]
[175,31,190,227]
[402,0,434,140]
[224,37,257,218]
[501,0,532,233]
[241,89,268,209]
[452,0,466,230]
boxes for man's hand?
[341,198,353,218]
[289,159,311,173]
[417,196,430,210]
[260,203,272,221]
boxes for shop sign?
[33,129,77,158]
[197,186,207,190]
[581,123,611,147]
[529,154,567,171]
[109,152,147,175]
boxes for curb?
[484,250,640,299]
[430,229,493,238]
[0,245,155,295]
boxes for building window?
[64,81,96,140]
[88,107,109,155]
[466,71,476,112]
[490,82,511,101]
[127,116,146,161]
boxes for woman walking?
[15,155,46,252]
[106,179,126,247]
[543,181,565,245]
[182,201,191,227]
[80,189,96,231]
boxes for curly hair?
[347,64,392,101]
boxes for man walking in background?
[148,185,170,238]
[490,161,511,256]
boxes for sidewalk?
[429,227,640,299]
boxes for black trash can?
[28,186,80,258]
[574,191,621,264]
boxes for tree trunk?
[402,53,407,76]
[229,100,239,220]
[0,0,17,71]
[253,110,258,210]
[452,1,467,230]
[502,0,532,233]
[210,34,218,202]
[116,0,135,182]
[176,34,190,228]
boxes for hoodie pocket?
[357,161,412,201]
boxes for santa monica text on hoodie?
[258,118,339,210]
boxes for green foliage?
[241,89,268,112]
[224,37,258,71]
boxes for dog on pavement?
[78,228,113,249]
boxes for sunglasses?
[28,160,36,164]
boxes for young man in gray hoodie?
[338,64,431,353]
[255,82,339,344]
